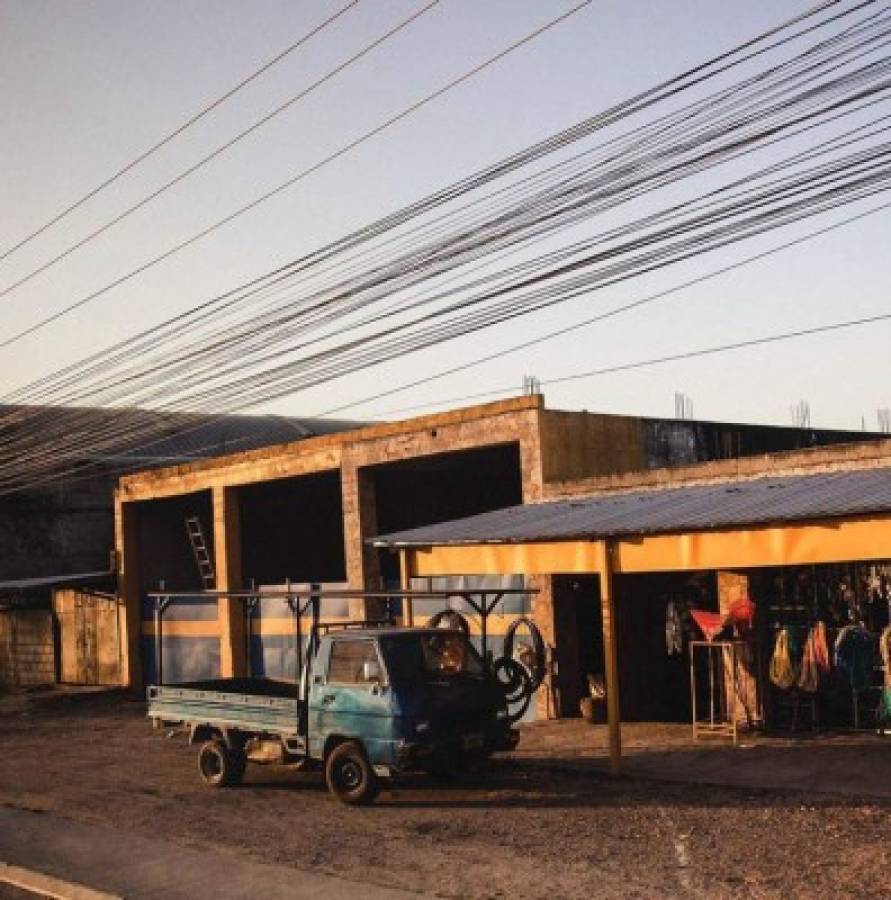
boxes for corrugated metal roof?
[371,467,891,547]
[0,569,113,591]
[107,412,361,461]
[0,405,362,465]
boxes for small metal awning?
[372,466,891,780]
[371,467,891,549]
[0,570,114,591]
[373,465,891,778]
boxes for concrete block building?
[113,395,875,705]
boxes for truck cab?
[309,629,516,788]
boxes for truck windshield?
[380,632,484,683]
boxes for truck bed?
[147,678,303,737]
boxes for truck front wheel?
[325,741,379,805]
[198,739,245,787]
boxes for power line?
[0,1,886,492]
[1,0,864,371]
[12,7,888,410]
[7,139,889,480]
[316,195,891,418]
[0,0,360,265]
[361,307,891,420]
[0,0,438,301]
[0,0,592,349]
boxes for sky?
[1,0,889,431]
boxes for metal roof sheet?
[371,467,891,547]
[0,404,362,465]
[0,569,113,591]
[107,412,361,461]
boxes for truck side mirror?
[363,660,382,683]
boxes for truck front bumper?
[395,727,519,771]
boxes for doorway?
[552,575,604,718]
[54,589,121,685]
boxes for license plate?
[461,732,484,750]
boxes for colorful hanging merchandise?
[834,624,875,691]
[690,609,726,642]
[798,621,831,693]
[728,596,756,636]
[881,625,891,689]
[770,628,798,690]
[665,600,685,656]
[880,626,891,728]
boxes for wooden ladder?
[184,516,215,589]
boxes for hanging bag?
[770,628,798,690]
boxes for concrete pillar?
[114,494,142,690]
[520,410,544,503]
[400,550,415,626]
[213,486,246,678]
[531,574,560,719]
[524,408,554,716]
[342,460,387,621]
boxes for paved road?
[0,806,418,900]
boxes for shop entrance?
[613,573,719,722]
[552,572,718,722]
[552,575,603,718]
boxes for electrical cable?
[4,0,867,372]
[503,616,546,691]
[348,293,891,421]
[319,194,891,419]
[0,0,360,265]
[0,0,592,348]
[15,57,891,418]
[6,144,891,486]
[0,1,888,494]
[3,0,872,390]
[0,0,438,300]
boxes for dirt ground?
[1,689,889,899]
[516,717,891,800]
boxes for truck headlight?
[415,720,431,734]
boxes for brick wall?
[0,609,55,687]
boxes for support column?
[596,540,622,776]
[530,574,559,719]
[213,486,246,678]
[115,493,142,690]
[342,460,385,620]
[400,550,415,626]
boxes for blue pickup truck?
[147,626,519,804]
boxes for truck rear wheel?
[325,741,379,805]
[198,739,245,787]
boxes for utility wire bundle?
[1,1,891,494]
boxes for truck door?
[308,638,395,764]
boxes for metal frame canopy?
[372,467,891,571]
[146,587,534,686]
[371,467,891,775]
[388,514,891,577]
